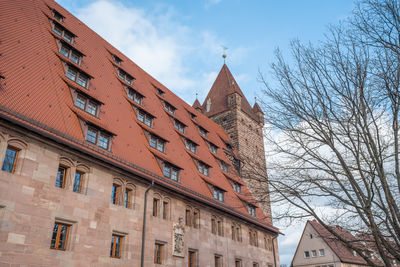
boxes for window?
[185,139,197,153]
[248,204,256,217]
[305,251,310,258]
[52,10,64,22]
[124,188,132,208]
[193,209,200,229]
[110,234,123,258]
[312,250,317,257]
[52,22,74,44]
[235,259,242,267]
[249,229,258,247]
[1,146,19,173]
[163,163,179,181]
[188,249,198,267]
[198,126,208,137]
[73,170,84,193]
[154,243,163,264]
[50,222,70,250]
[217,220,223,236]
[220,160,229,173]
[127,87,143,105]
[185,209,192,226]
[352,250,357,256]
[164,101,176,115]
[208,142,218,154]
[149,135,165,153]
[111,184,121,205]
[253,263,259,267]
[153,198,159,217]
[55,166,67,188]
[113,55,122,65]
[86,127,111,150]
[319,249,325,256]
[66,66,89,88]
[137,109,154,127]
[156,87,164,96]
[174,119,186,133]
[214,255,222,267]
[232,223,242,242]
[198,161,210,176]
[233,182,241,193]
[211,218,217,234]
[189,112,196,120]
[118,69,133,85]
[75,95,99,116]
[59,43,81,65]
[162,201,168,220]
[212,187,224,202]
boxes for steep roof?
[309,220,383,266]
[201,64,259,121]
[253,102,263,114]
[192,99,202,110]
[0,0,277,233]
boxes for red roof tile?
[0,0,277,233]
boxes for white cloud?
[67,0,248,105]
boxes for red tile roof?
[200,64,259,121]
[0,0,277,233]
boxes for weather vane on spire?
[221,45,228,63]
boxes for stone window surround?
[0,132,28,175]
[56,156,90,194]
[50,217,78,252]
[111,177,136,209]
[110,230,129,259]
[152,192,171,220]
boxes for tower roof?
[192,98,202,110]
[202,64,258,121]
[253,102,264,114]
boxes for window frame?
[212,187,225,202]
[66,65,89,88]
[174,119,186,133]
[111,183,121,205]
[185,139,197,153]
[198,161,210,176]
[164,101,176,115]
[1,146,20,174]
[50,222,71,251]
[137,109,154,127]
[52,22,74,44]
[304,251,310,258]
[163,163,180,181]
[85,126,111,150]
[59,42,82,65]
[149,135,165,153]
[110,234,123,259]
[154,242,164,264]
[55,165,67,188]
[73,170,84,193]
[153,198,160,217]
[118,68,133,85]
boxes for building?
[0,0,279,266]
[193,64,272,221]
[291,220,397,267]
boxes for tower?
[194,64,272,221]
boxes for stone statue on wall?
[172,216,185,257]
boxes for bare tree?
[255,0,400,266]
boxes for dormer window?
[232,181,241,193]
[185,139,197,154]
[86,126,111,150]
[174,119,186,133]
[75,94,99,116]
[137,109,154,127]
[163,163,180,181]
[118,69,133,85]
[156,87,164,96]
[52,10,64,22]
[66,65,89,88]
[52,22,74,44]
[197,161,210,176]
[198,126,208,137]
[247,204,256,217]
[113,55,122,65]
[126,87,143,105]
[225,142,233,152]
[164,101,176,115]
[212,187,224,202]
[189,112,196,119]
[150,135,165,153]
[208,142,218,154]
[59,43,82,65]
[220,160,229,173]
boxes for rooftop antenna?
[221,45,228,64]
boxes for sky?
[56,0,355,265]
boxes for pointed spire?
[192,98,202,112]
[201,64,259,121]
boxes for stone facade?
[0,122,279,266]
[207,93,272,222]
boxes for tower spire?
[221,45,228,64]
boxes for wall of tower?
[210,109,272,222]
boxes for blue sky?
[56,0,355,265]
